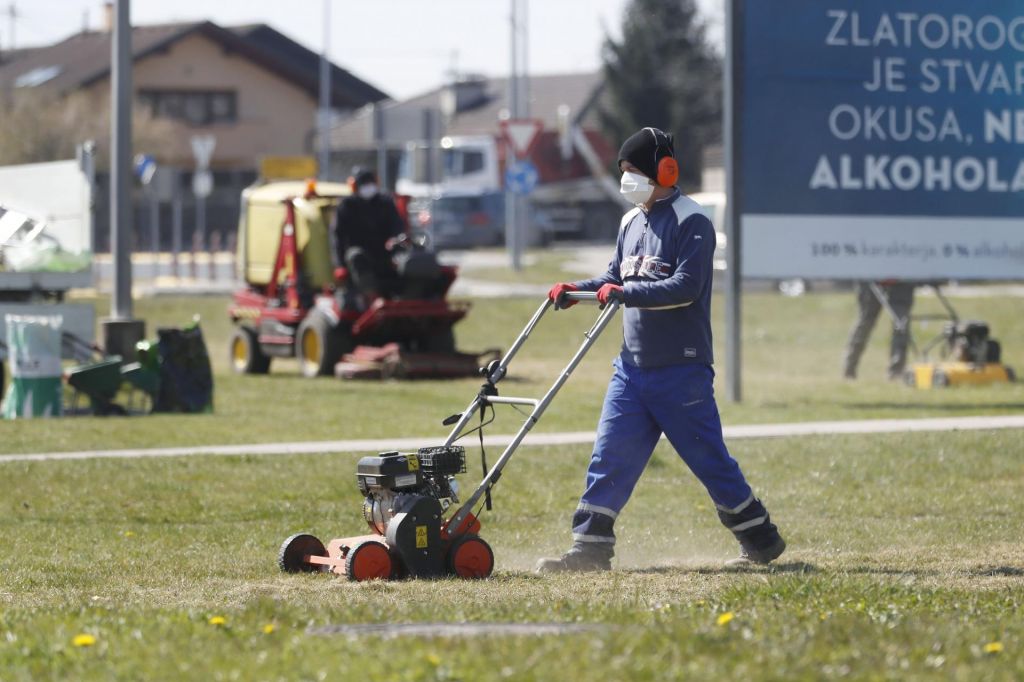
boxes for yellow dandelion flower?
[123,531,134,537]
[983,642,1003,654]
[716,611,735,626]
[262,623,276,635]
[208,616,226,626]
[426,652,442,666]
[72,634,96,647]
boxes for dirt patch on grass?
[308,622,608,638]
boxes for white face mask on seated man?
[358,183,379,200]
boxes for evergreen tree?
[600,0,722,190]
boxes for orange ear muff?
[657,156,679,187]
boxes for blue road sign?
[133,154,157,185]
[505,160,539,195]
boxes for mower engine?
[355,446,469,577]
[358,446,465,534]
[944,320,1000,365]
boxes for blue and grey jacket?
[574,189,716,368]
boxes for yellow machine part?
[908,361,1013,389]
[236,181,350,290]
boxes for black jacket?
[333,194,405,272]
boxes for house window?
[138,90,237,126]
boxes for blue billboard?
[740,1,1024,279]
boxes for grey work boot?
[535,543,613,573]
[725,533,787,568]
[717,496,786,568]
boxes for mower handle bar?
[560,291,598,302]
[441,294,622,536]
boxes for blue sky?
[6,0,723,100]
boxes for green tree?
[600,0,722,190]
[0,89,175,169]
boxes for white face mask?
[358,184,378,199]
[620,171,654,205]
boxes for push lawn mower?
[879,282,1016,389]
[278,291,620,581]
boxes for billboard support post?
[724,0,744,403]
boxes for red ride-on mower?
[278,291,621,580]
[228,180,471,378]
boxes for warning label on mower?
[406,455,419,471]
[395,474,418,488]
[415,526,428,548]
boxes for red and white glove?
[548,282,579,309]
[596,283,624,306]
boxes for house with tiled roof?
[0,17,387,251]
[0,19,387,170]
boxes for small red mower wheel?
[446,534,494,579]
[278,533,327,573]
[345,540,393,582]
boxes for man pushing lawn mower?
[537,127,786,573]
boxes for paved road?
[2,414,1021,464]
[92,248,1024,299]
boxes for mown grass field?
[6,281,1023,453]
[1,267,1022,680]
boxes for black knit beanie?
[352,168,377,187]
[617,127,674,183]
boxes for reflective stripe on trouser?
[716,494,779,551]
[573,358,753,545]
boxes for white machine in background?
[0,153,96,355]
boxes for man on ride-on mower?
[333,168,406,304]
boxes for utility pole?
[6,3,18,52]
[505,0,530,271]
[318,0,332,181]
[102,0,145,360]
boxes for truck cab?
[396,135,500,199]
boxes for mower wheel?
[344,539,393,581]
[296,313,350,378]
[277,533,327,573]
[230,326,270,374]
[446,534,494,579]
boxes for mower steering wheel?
[388,231,431,253]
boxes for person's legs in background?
[886,283,916,379]
[842,282,882,379]
[344,247,380,303]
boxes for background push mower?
[868,282,1016,389]
[278,291,620,581]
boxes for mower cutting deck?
[278,291,621,581]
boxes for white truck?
[396,133,625,249]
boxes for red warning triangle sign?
[501,119,543,157]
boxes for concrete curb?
[1,414,1022,464]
